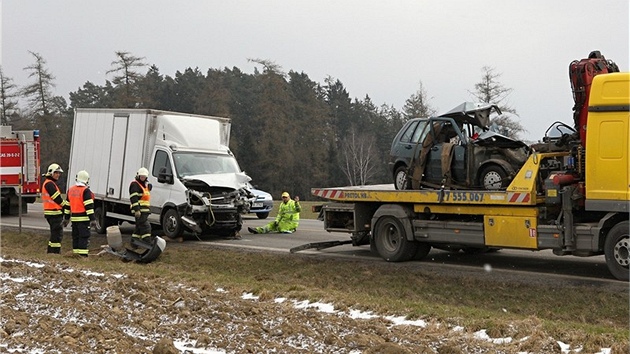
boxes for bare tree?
[469,66,526,139]
[22,51,56,117]
[107,51,147,107]
[0,67,20,124]
[403,81,437,119]
[339,127,379,186]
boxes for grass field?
[1,228,628,352]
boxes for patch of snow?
[241,292,259,300]
[174,341,225,354]
[347,309,378,319]
[385,315,427,328]
[474,329,512,344]
[0,275,29,283]
[292,300,336,313]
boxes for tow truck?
[303,60,629,281]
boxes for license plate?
[252,202,263,208]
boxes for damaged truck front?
[68,108,253,239]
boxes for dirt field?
[1,253,595,354]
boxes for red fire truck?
[0,126,41,215]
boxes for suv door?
[422,118,468,186]
[390,118,429,189]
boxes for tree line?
[0,51,524,199]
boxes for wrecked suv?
[390,102,530,190]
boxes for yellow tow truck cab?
[585,72,630,207]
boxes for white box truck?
[67,108,253,239]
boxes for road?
[1,203,625,288]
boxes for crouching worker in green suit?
[249,192,301,234]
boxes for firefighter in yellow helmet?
[129,167,152,243]
[62,170,95,257]
[41,163,68,253]
[249,192,300,234]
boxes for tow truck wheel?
[394,166,409,190]
[604,221,629,281]
[373,215,418,262]
[162,208,183,239]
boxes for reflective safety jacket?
[129,179,151,213]
[275,199,301,232]
[64,184,95,222]
[42,177,66,216]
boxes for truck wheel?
[604,221,629,281]
[257,212,269,219]
[162,208,183,238]
[94,206,110,234]
[478,165,508,190]
[373,216,418,262]
[394,166,409,190]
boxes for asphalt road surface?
[1,203,624,288]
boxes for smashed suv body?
[389,102,530,190]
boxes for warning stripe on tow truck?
[312,188,345,200]
[508,192,530,203]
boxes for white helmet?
[76,170,90,184]
[137,167,149,177]
[45,163,63,176]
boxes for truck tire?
[94,206,110,235]
[604,221,629,281]
[373,215,418,262]
[394,166,409,190]
[162,208,183,239]
[478,164,508,190]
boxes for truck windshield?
[173,152,241,177]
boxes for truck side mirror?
[157,167,173,184]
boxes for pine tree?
[403,81,437,119]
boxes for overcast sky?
[2,0,629,141]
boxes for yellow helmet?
[137,167,149,177]
[45,163,63,176]
[76,170,90,184]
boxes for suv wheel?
[394,166,409,190]
[479,165,508,190]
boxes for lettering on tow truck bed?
[343,191,369,199]
[442,191,485,202]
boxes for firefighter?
[129,167,152,243]
[42,163,68,253]
[63,170,96,257]
[248,192,301,234]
